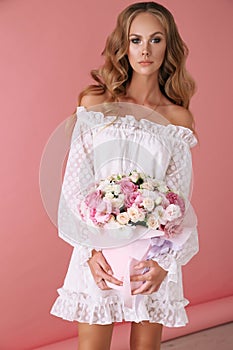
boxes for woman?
[51,2,199,349]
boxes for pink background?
[0,0,233,349]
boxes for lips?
[139,61,153,65]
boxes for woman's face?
[127,12,166,77]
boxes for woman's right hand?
[88,250,123,290]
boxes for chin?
[135,69,158,76]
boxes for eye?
[151,37,162,43]
[130,38,141,44]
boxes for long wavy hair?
[67,2,196,135]
[78,1,195,107]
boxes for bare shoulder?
[162,104,195,131]
[80,91,109,108]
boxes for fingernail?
[134,265,141,269]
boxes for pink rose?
[119,178,138,194]
[94,199,113,224]
[163,217,183,238]
[94,211,111,224]
[166,192,185,214]
[78,200,89,220]
[89,208,98,224]
[125,191,141,208]
[159,192,170,207]
[112,207,120,215]
[96,199,112,214]
[85,190,102,209]
[89,201,112,225]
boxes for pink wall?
[0,0,232,349]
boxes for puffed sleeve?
[149,125,199,281]
[57,107,101,265]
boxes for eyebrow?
[129,31,164,37]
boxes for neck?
[126,72,161,106]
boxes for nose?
[142,50,149,57]
[141,41,150,57]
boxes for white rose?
[129,171,140,183]
[97,179,110,190]
[139,172,146,180]
[151,178,161,187]
[138,209,146,221]
[127,205,141,223]
[157,184,169,193]
[106,175,115,181]
[116,212,130,225]
[105,215,122,228]
[103,184,115,193]
[153,205,166,225]
[140,182,154,190]
[141,189,159,201]
[105,192,114,200]
[112,184,121,195]
[164,204,181,221]
[155,196,162,205]
[146,215,159,229]
[142,197,155,211]
[108,214,116,222]
[111,193,124,208]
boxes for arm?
[156,130,199,266]
[58,104,122,288]
[131,128,199,294]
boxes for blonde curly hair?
[78,1,196,109]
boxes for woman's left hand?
[130,260,168,295]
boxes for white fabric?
[50,106,199,327]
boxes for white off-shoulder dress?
[50,106,199,327]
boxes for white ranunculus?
[127,205,141,223]
[147,215,159,229]
[164,204,181,221]
[142,197,155,211]
[116,212,130,225]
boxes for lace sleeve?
[165,128,196,203]
[149,128,199,277]
[57,113,99,263]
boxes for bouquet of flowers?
[77,171,185,239]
